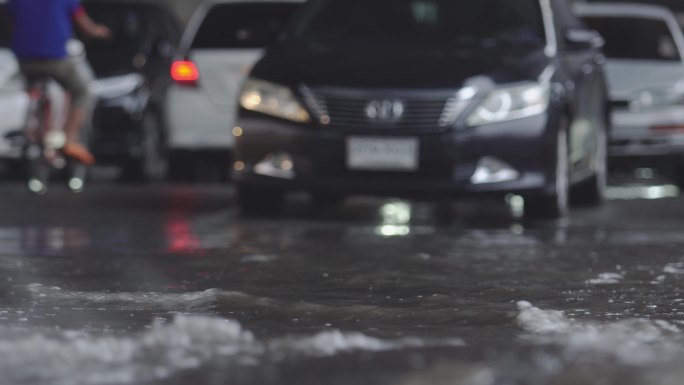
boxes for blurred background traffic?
[1,0,684,216]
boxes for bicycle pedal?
[50,157,66,170]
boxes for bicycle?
[23,77,88,195]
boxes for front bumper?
[232,113,556,199]
[610,107,684,158]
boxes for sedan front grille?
[301,86,469,132]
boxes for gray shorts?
[20,58,93,108]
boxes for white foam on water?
[271,330,464,358]
[585,272,624,285]
[663,263,684,275]
[0,315,256,385]
[0,314,464,385]
[516,301,682,365]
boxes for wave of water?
[0,313,464,385]
[23,284,457,323]
[516,301,682,365]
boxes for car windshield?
[191,3,300,49]
[81,4,156,76]
[582,16,681,61]
[293,0,546,51]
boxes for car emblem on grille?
[365,99,404,122]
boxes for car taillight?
[171,61,199,86]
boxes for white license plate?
[347,137,419,171]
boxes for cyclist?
[7,0,110,165]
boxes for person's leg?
[51,59,95,165]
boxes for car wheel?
[524,127,569,220]
[121,113,167,182]
[310,191,346,209]
[571,125,607,206]
[237,183,285,216]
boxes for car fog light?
[254,152,296,180]
[471,157,520,184]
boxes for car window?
[582,16,681,61]
[191,3,300,49]
[294,0,546,49]
[0,4,11,48]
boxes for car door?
[553,0,606,177]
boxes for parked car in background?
[233,0,610,219]
[0,1,29,173]
[577,3,684,187]
[83,1,181,181]
[164,0,302,181]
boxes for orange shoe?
[62,142,96,166]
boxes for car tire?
[310,191,346,209]
[237,183,285,216]
[120,113,167,183]
[524,127,569,220]
[571,125,607,207]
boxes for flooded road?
[1,181,684,385]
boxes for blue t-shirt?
[7,0,82,59]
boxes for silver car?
[576,3,684,184]
[164,0,302,180]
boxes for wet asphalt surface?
[1,178,684,385]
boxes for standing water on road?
[1,183,684,384]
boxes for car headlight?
[467,82,550,126]
[240,78,310,123]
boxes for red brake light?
[171,61,199,86]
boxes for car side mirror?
[564,28,604,51]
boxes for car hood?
[0,49,19,90]
[605,60,684,100]
[253,42,550,89]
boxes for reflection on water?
[606,185,679,201]
[505,194,525,218]
[167,215,202,256]
[376,201,412,237]
[0,226,89,256]
[165,189,205,256]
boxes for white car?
[0,1,29,165]
[576,3,684,185]
[164,0,302,180]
